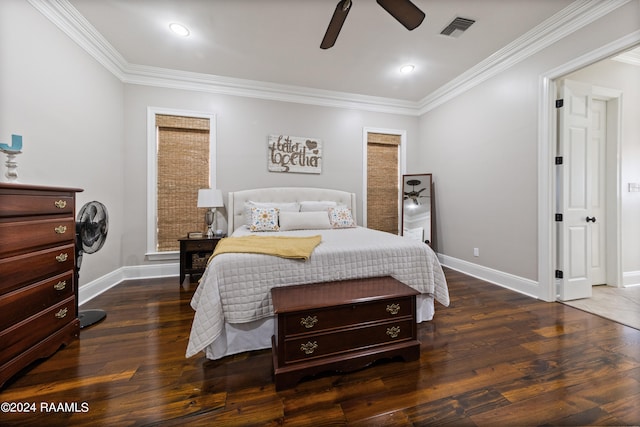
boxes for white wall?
[121,85,419,266]
[420,63,540,279]
[566,59,640,275]
[4,0,639,300]
[418,0,640,291]
[0,1,125,287]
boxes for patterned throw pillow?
[243,201,300,226]
[249,207,280,231]
[328,207,356,228]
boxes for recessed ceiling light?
[400,64,415,74]
[169,23,190,37]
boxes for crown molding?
[613,46,640,66]
[28,0,127,80]
[416,0,632,115]
[29,0,632,117]
[123,63,421,116]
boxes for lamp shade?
[197,189,224,208]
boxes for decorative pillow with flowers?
[243,201,299,227]
[328,207,356,228]
[249,207,280,231]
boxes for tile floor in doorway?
[562,284,640,330]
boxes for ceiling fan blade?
[320,0,351,49]
[376,0,425,30]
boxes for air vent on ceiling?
[440,17,475,38]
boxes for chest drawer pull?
[54,225,68,234]
[56,253,68,262]
[386,303,401,315]
[54,200,67,209]
[300,315,318,329]
[300,341,318,355]
[55,308,68,319]
[53,281,67,291]
[386,326,401,339]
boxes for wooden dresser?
[271,276,420,390]
[0,183,83,388]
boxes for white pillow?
[244,201,300,226]
[279,211,331,231]
[299,200,337,212]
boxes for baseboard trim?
[80,257,540,305]
[78,263,179,306]
[438,254,540,299]
[80,259,640,304]
[623,270,640,287]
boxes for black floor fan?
[75,201,109,329]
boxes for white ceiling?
[64,0,578,104]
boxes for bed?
[186,187,449,359]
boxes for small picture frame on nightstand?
[188,231,203,239]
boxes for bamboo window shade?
[156,115,210,252]
[367,133,400,234]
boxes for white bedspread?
[186,226,449,357]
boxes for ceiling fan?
[404,179,427,205]
[321,0,426,49]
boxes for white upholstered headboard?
[227,187,356,234]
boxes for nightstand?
[178,236,224,284]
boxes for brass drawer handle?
[53,280,67,291]
[386,303,400,315]
[300,315,318,329]
[55,308,68,319]
[56,253,68,262]
[386,326,401,339]
[54,200,67,209]
[54,225,67,234]
[300,341,318,355]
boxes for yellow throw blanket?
[211,235,322,261]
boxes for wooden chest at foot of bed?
[271,276,420,390]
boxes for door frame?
[537,32,638,301]
[361,127,406,230]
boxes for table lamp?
[197,189,224,237]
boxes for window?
[362,128,406,234]
[147,108,216,258]
[367,132,401,234]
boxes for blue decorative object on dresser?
[0,134,23,182]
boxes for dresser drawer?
[0,272,74,330]
[281,296,414,335]
[282,318,414,364]
[0,193,74,217]
[0,217,75,257]
[0,296,76,365]
[0,244,75,296]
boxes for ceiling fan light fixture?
[169,22,190,37]
[400,64,415,74]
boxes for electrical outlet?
[473,248,479,257]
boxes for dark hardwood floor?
[1,268,639,426]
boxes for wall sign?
[268,134,322,174]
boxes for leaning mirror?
[401,174,433,244]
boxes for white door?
[557,80,610,300]
[589,99,607,285]
[557,80,598,300]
